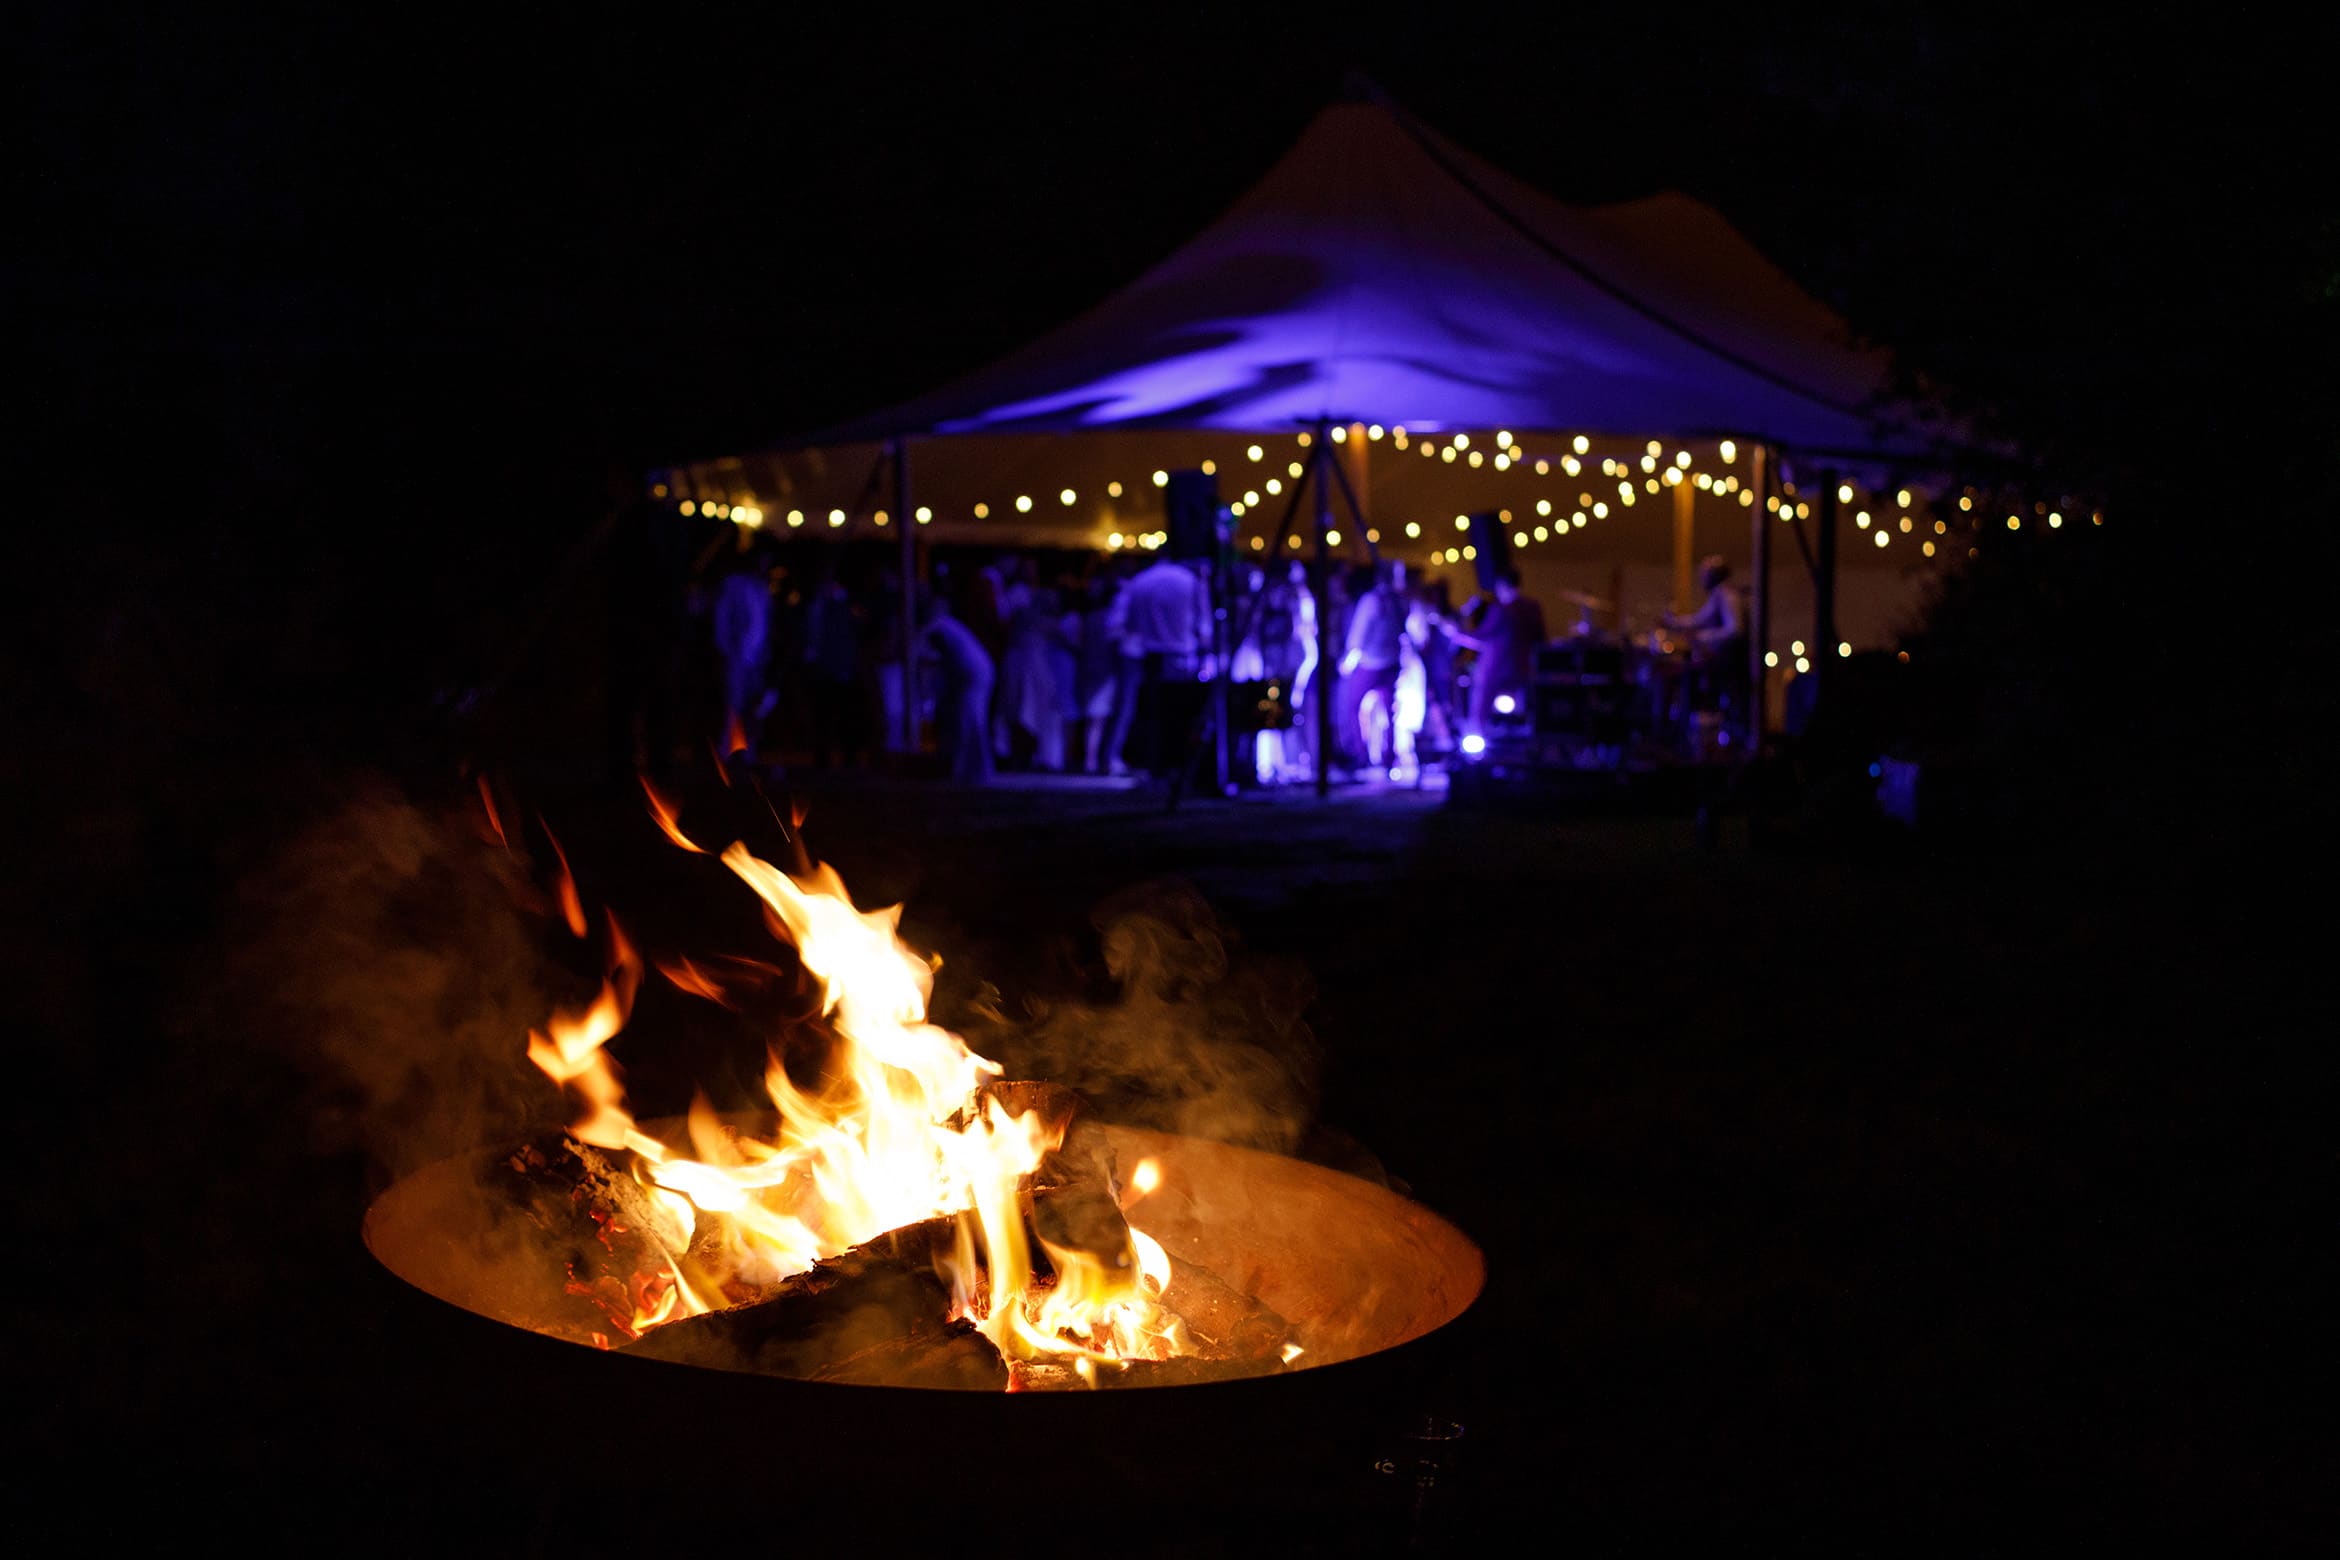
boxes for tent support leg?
[1814,468,1839,711]
[1313,429,1335,798]
[1749,443,1771,749]
[892,438,918,756]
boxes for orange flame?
[541,823,590,939]
[639,776,707,854]
[522,826,1187,1380]
[476,775,510,854]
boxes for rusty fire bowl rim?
[363,1118,1485,1393]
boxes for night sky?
[18,8,2332,757]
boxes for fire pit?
[367,1117,1482,1386]
[352,790,1479,1533]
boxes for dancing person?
[802,565,865,767]
[1337,560,1408,772]
[1071,570,1122,773]
[1252,560,1318,783]
[1104,550,1211,778]
[996,562,1066,770]
[1452,562,1547,739]
[710,536,775,762]
[917,597,994,784]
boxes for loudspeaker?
[1467,510,1507,590]
[1165,470,1223,561]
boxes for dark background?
[12,5,2332,1548]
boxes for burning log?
[623,1215,1009,1390]
[486,1132,692,1344]
[982,1081,1135,1271]
[1006,1254,1298,1391]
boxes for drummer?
[1662,555,1744,661]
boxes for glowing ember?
[522,798,1192,1383]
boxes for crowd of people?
[632,525,1566,788]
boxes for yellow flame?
[522,826,1190,1380]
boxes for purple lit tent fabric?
[805,95,1961,465]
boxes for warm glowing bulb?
[1405,521,1420,537]
[1250,535,1265,550]
[1533,525,1548,541]
[1200,459,1216,474]
[1462,545,1476,559]
[680,499,697,516]
[1874,530,1889,547]
[1537,499,1552,516]
[1674,450,1691,468]
[1289,461,1304,478]
[1838,642,1852,657]
[1015,495,1033,512]
[1368,424,1384,440]
[1461,733,1486,755]
[1764,651,1779,668]
[1107,481,1122,498]
[1326,529,1341,546]
[1265,479,1281,495]
[828,509,845,526]
[1719,440,1737,462]
[1059,488,1076,505]
[1152,470,1169,487]
[1456,515,1470,530]
[1512,532,1527,548]
[915,505,933,522]
[1856,511,1872,529]
[1838,483,1854,503]
[1573,435,1590,454]
[971,503,988,519]
[1244,490,1260,506]
[787,509,805,527]
[1795,656,1811,673]
[1896,488,1912,508]
[1792,640,1806,656]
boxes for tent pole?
[892,438,918,756]
[1748,443,1772,751]
[1214,495,1231,797]
[1672,468,1696,614]
[1312,427,1335,798]
[1814,466,1839,713]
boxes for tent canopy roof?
[803,92,1963,465]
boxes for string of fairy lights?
[667,423,2101,587]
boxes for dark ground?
[13,763,2322,1552]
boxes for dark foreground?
[17,772,2321,1552]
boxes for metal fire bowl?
[362,1122,1483,1529]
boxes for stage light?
[1494,694,1517,715]
[1461,733,1487,756]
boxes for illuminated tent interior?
[676,88,2027,680]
